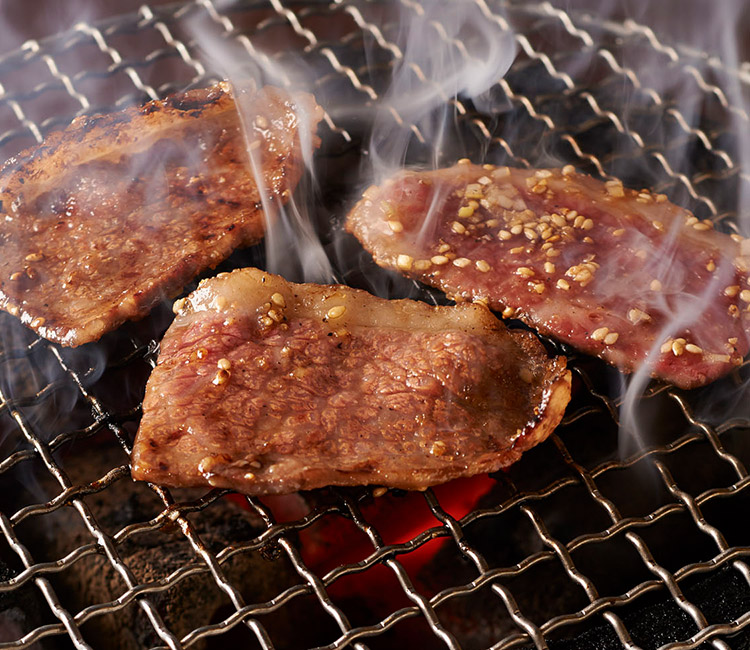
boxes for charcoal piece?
[0,560,51,649]
[515,565,750,650]
[23,443,298,650]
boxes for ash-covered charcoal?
[417,483,593,648]
[511,566,750,650]
[347,162,750,388]
[0,560,50,649]
[24,444,298,650]
[0,82,323,347]
[131,268,571,495]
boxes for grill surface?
[1,1,750,649]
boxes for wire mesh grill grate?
[0,1,749,649]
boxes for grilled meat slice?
[346,162,750,389]
[131,268,571,495]
[0,82,323,346]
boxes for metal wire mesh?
[0,1,749,649]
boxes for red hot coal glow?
[249,474,497,597]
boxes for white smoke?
[369,0,517,176]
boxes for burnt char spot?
[167,96,214,112]
[45,189,69,215]
[217,198,242,207]
[80,111,131,134]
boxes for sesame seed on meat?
[346,162,750,388]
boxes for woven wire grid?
[0,1,749,649]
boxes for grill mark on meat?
[0,82,323,346]
[131,268,571,495]
[346,163,750,389]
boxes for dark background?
[0,0,748,61]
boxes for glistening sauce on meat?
[0,83,323,346]
[131,268,571,495]
[346,162,750,388]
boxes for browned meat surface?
[346,162,750,388]
[131,268,571,495]
[0,82,322,346]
